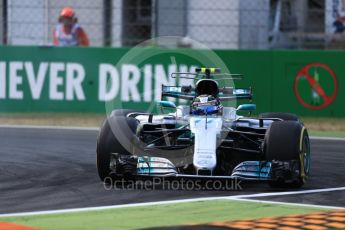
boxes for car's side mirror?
[237,104,256,111]
[158,101,176,109]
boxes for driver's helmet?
[191,95,222,115]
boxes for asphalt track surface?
[0,127,344,214]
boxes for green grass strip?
[0,200,328,230]
[309,130,345,138]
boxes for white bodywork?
[189,117,223,173]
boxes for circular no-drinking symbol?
[294,63,338,110]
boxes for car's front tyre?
[96,112,140,182]
[265,121,311,188]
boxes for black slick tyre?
[265,121,310,188]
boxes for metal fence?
[0,0,344,49]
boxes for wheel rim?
[109,153,117,174]
[301,134,311,176]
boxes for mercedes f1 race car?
[97,68,311,188]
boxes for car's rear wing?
[219,87,253,101]
[161,85,195,100]
[161,85,252,101]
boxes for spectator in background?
[333,0,345,33]
[53,7,89,47]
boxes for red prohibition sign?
[294,63,338,110]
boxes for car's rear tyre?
[259,112,299,121]
[265,121,310,188]
[96,112,140,182]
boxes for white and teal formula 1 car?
[97,68,311,188]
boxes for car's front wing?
[136,156,272,181]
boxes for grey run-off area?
[0,126,344,214]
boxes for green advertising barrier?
[0,46,344,116]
